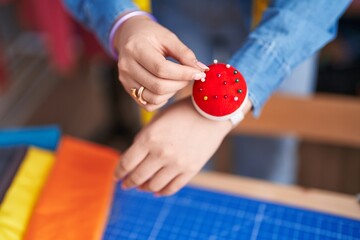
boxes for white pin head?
[213,59,218,64]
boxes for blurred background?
[0,1,359,194]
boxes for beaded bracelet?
[109,10,156,59]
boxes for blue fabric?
[229,0,351,116]
[0,125,61,151]
[63,0,350,116]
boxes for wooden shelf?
[232,93,360,148]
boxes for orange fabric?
[24,136,119,240]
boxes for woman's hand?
[113,15,208,111]
[114,97,234,196]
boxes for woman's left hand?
[114,97,233,196]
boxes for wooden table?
[190,171,360,220]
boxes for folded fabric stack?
[0,126,120,240]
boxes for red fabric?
[16,0,107,74]
[1,0,108,75]
[0,42,8,92]
[18,0,76,74]
[24,136,120,240]
[193,63,247,117]
[76,26,107,60]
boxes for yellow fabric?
[0,148,54,240]
[252,0,270,28]
[140,108,156,125]
[133,0,151,12]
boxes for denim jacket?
[63,0,351,116]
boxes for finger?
[146,167,179,193]
[141,100,168,112]
[122,155,163,189]
[156,172,194,196]
[122,78,170,111]
[134,43,206,81]
[114,141,148,180]
[142,89,175,106]
[138,181,151,192]
[119,59,190,95]
[163,35,209,71]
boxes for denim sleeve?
[62,0,138,54]
[229,0,351,117]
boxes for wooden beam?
[232,93,360,148]
[191,172,360,219]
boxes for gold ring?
[130,86,147,105]
[131,88,137,98]
[137,86,147,105]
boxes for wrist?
[198,98,252,134]
[183,97,233,135]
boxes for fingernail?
[193,72,206,80]
[196,60,209,70]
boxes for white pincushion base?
[192,92,248,126]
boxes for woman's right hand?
[113,14,208,111]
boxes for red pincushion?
[192,62,247,119]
